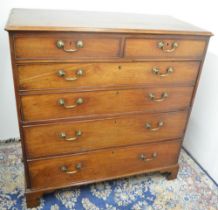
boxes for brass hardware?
[58,97,84,109]
[57,69,84,81]
[60,163,82,174]
[139,152,158,162]
[56,40,84,52]
[76,69,84,76]
[145,121,164,131]
[56,40,65,48]
[59,130,82,141]
[157,41,178,53]
[149,92,168,102]
[152,67,174,77]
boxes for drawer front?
[21,87,193,122]
[18,62,200,91]
[125,38,206,58]
[28,140,181,189]
[14,34,121,60]
[24,111,188,158]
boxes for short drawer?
[28,140,181,189]
[21,87,193,122]
[24,111,188,158]
[124,38,206,58]
[14,34,121,60]
[18,62,200,91]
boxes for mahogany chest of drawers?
[5,9,212,208]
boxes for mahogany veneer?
[23,111,188,158]
[28,140,181,189]
[21,87,193,122]
[6,9,212,208]
[18,62,200,91]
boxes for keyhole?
[118,65,122,70]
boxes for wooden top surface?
[5,9,212,36]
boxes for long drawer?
[24,111,188,158]
[21,87,193,122]
[18,62,200,91]
[28,140,181,189]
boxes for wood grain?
[5,9,212,36]
[23,111,188,158]
[14,34,121,59]
[18,61,200,91]
[28,140,181,189]
[125,38,206,59]
[6,9,212,208]
[21,87,193,122]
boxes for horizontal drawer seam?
[20,108,190,126]
[15,58,204,63]
[26,137,184,161]
[22,109,189,127]
[18,84,195,95]
[26,138,181,162]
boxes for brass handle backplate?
[157,41,178,53]
[60,163,82,175]
[145,121,164,131]
[139,152,158,162]
[149,92,168,102]
[58,97,84,109]
[56,40,84,52]
[57,69,84,81]
[152,67,174,77]
[59,130,82,141]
